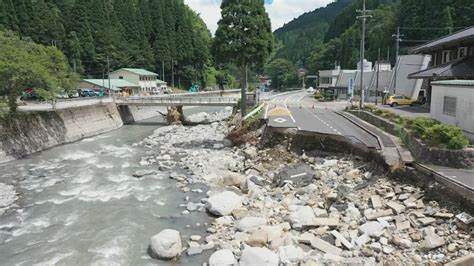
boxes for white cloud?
[184,0,333,34]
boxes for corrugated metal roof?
[412,26,474,54]
[82,79,140,90]
[121,68,159,76]
[432,80,474,86]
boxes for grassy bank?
[355,105,469,150]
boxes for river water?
[0,109,225,265]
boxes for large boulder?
[149,229,182,259]
[288,205,316,230]
[220,172,247,188]
[240,246,279,266]
[209,249,237,266]
[237,216,267,232]
[274,163,316,188]
[206,191,242,216]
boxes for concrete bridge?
[115,95,240,107]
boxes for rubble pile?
[138,121,472,264]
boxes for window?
[443,96,457,116]
[458,47,467,58]
[442,50,450,64]
[119,76,123,79]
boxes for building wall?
[318,69,339,88]
[431,84,474,141]
[110,69,140,84]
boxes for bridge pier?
[167,105,184,124]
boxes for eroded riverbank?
[1,110,472,265]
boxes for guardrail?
[116,96,240,106]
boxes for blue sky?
[184,0,333,33]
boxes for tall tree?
[213,0,273,115]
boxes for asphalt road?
[265,90,381,150]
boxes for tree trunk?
[240,64,248,117]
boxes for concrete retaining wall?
[0,103,123,163]
[350,110,474,168]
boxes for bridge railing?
[116,96,240,106]
[124,89,241,99]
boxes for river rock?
[278,245,306,264]
[206,191,242,216]
[221,172,247,188]
[289,205,316,230]
[133,169,156,178]
[240,246,279,266]
[237,216,267,232]
[359,221,385,237]
[209,249,237,266]
[0,183,17,208]
[149,229,182,259]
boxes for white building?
[357,59,373,72]
[318,66,341,88]
[430,80,474,142]
[109,68,167,95]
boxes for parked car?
[79,89,96,97]
[68,91,79,98]
[20,88,43,101]
[307,87,315,94]
[386,95,416,107]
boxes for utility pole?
[357,0,371,109]
[162,60,165,82]
[107,56,111,98]
[375,48,380,105]
[392,27,404,94]
[171,59,175,88]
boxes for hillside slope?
[274,0,354,67]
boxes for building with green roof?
[110,68,167,95]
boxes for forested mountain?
[273,0,354,67]
[273,0,474,74]
[0,0,211,87]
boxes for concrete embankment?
[0,103,123,163]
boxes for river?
[0,108,228,265]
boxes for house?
[430,80,474,142]
[409,26,474,104]
[77,79,140,95]
[318,66,341,89]
[109,68,167,95]
[334,70,357,99]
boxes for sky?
[184,0,333,34]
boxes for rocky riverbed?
[138,119,473,265]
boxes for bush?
[422,124,469,149]
[408,117,440,137]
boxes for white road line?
[285,103,296,123]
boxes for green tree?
[0,31,77,112]
[213,0,274,115]
[265,58,300,90]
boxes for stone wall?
[350,110,474,168]
[0,103,123,163]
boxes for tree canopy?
[0,0,212,89]
[0,31,77,112]
[213,0,274,114]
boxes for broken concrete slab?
[331,230,353,250]
[313,218,340,227]
[370,195,383,209]
[420,227,445,250]
[386,201,406,214]
[301,234,343,255]
[365,209,393,220]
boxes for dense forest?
[273,0,474,75]
[0,0,212,88]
